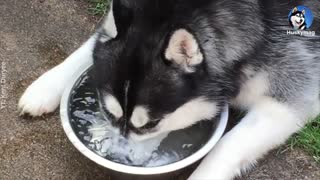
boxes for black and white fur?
[289,7,307,30]
[19,0,320,179]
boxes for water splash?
[86,117,180,167]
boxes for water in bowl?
[68,70,216,167]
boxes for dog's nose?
[118,116,130,137]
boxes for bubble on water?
[73,98,83,102]
[73,110,86,119]
[73,110,97,124]
[79,120,87,125]
[80,100,88,105]
[85,97,96,103]
[83,136,91,142]
[182,144,193,149]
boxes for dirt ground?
[0,0,319,179]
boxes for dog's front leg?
[19,3,117,116]
[189,97,311,180]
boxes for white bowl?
[60,61,229,175]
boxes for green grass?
[86,0,110,16]
[288,116,320,163]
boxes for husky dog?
[289,7,307,30]
[19,0,320,179]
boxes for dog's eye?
[129,119,161,135]
[143,119,161,129]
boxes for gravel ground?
[0,0,319,179]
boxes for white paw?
[189,163,235,180]
[19,70,66,116]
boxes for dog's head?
[92,0,231,140]
[290,7,306,29]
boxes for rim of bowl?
[60,61,229,175]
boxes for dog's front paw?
[189,163,234,180]
[189,149,241,180]
[18,70,65,116]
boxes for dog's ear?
[111,0,133,37]
[302,9,306,15]
[165,29,204,73]
[293,7,298,13]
